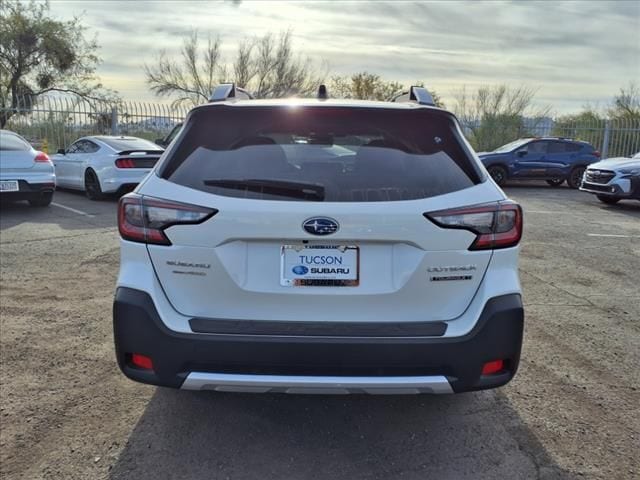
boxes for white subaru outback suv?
[113,84,524,394]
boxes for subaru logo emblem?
[292,265,309,275]
[302,217,339,236]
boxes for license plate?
[281,245,359,287]
[0,181,19,192]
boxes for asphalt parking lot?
[1,186,639,480]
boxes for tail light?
[425,201,523,250]
[34,152,51,163]
[118,193,217,246]
[593,150,601,158]
[115,158,136,168]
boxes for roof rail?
[209,83,254,102]
[390,86,435,106]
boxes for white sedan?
[0,129,56,207]
[53,136,164,200]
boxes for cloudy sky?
[49,0,639,113]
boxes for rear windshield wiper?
[203,179,325,200]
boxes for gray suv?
[580,152,640,204]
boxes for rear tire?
[85,169,105,201]
[567,167,585,189]
[487,165,507,186]
[546,178,564,187]
[28,192,53,207]
[597,195,620,205]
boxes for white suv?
[113,84,524,394]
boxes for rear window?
[161,106,481,202]
[0,132,31,151]
[98,137,161,152]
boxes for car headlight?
[619,168,640,175]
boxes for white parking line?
[587,233,640,238]
[526,210,573,214]
[51,202,95,218]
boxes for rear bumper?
[113,288,524,394]
[101,168,151,193]
[0,179,55,201]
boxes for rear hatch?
[137,104,507,324]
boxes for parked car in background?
[113,84,525,395]
[154,123,183,148]
[580,152,640,204]
[0,129,55,207]
[478,137,600,188]
[53,136,164,200]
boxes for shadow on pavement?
[500,181,572,190]
[109,388,576,480]
[587,199,640,216]
[0,189,118,232]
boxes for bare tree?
[145,30,324,106]
[454,84,550,151]
[144,31,225,107]
[249,31,324,98]
[232,38,255,89]
[610,82,640,119]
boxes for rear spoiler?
[117,150,164,156]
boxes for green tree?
[328,72,444,107]
[454,84,549,151]
[552,109,605,151]
[606,83,640,156]
[0,0,115,127]
[552,85,640,158]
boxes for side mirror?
[516,149,527,158]
[57,148,66,155]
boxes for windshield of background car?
[492,138,530,153]
[160,106,482,202]
[0,132,31,151]
[99,137,161,152]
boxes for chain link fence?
[2,94,639,158]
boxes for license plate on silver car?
[0,181,19,192]
[281,245,359,287]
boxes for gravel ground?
[1,186,638,480]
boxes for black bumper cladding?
[0,180,54,201]
[113,288,524,393]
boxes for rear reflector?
[118,193,217,246]
[425,201,523,250]
[482,359,505,375]
[593,150,601,158]
[34,152,50,163]
[131,353,154,371]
